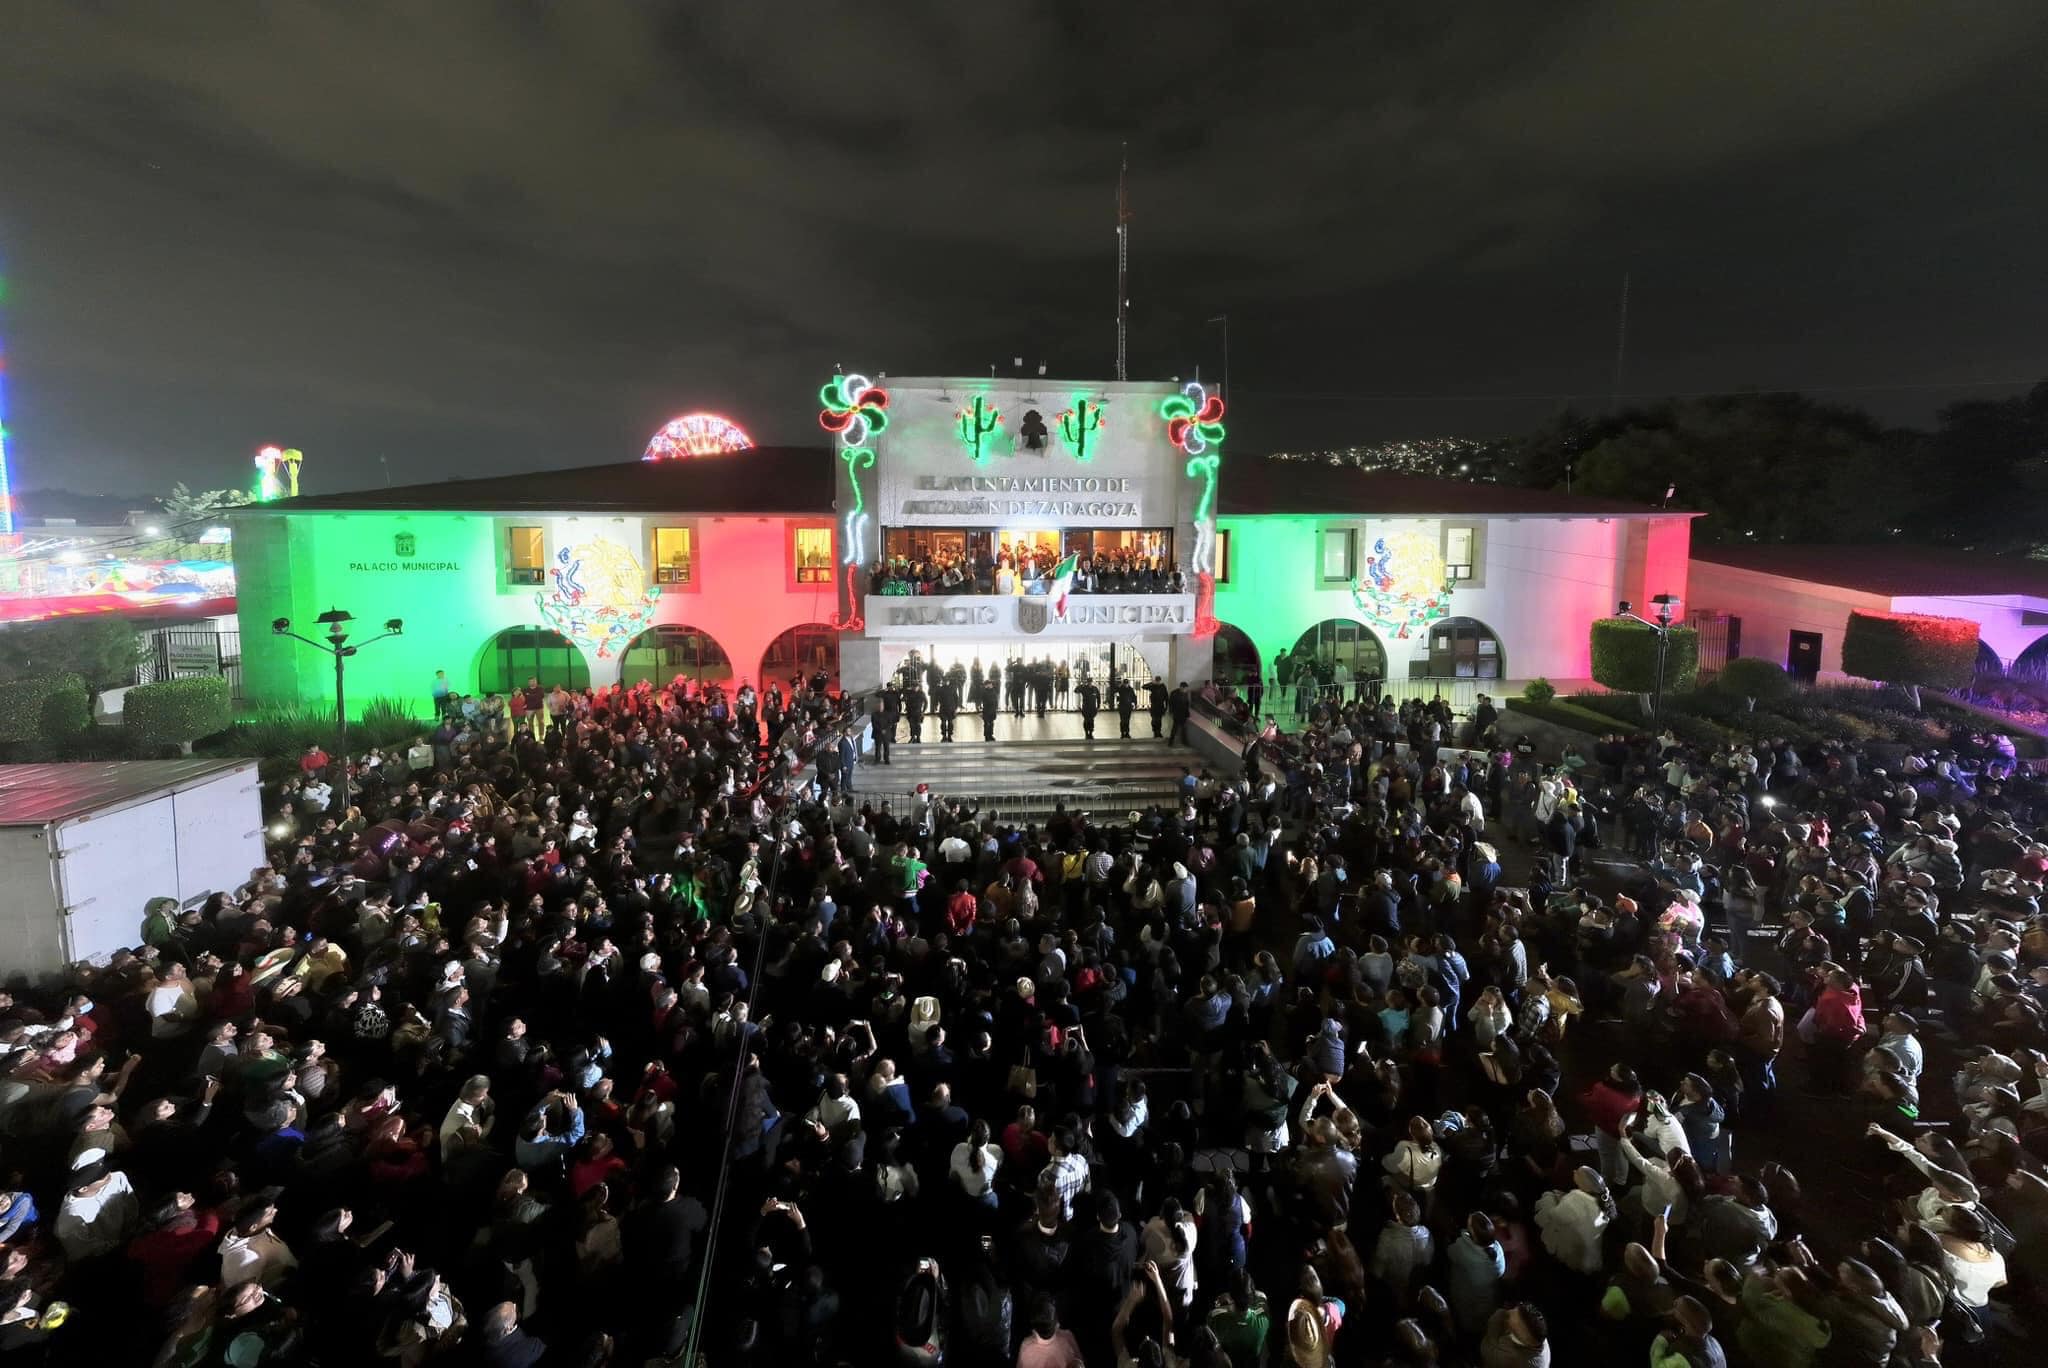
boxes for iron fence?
[136,625,244,699]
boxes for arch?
[619,624,732,690]
[2012,632,2048,681]
[1416,615,1504,680]
[1286,619,1388,688]
[760,623,840,691]
[1210,622,1261,688]
[1976,640,2004,677]
[476,626,589,696]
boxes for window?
[1444,526,1475,581]
[1320,527,1356,583]
[507,526,546,585]
[1419,617,1503,679]
[793,527,833,584]
[653,527,694,585]
[1214,529,1232,585]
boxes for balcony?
[863,592,1197,639]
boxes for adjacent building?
[1688,543,2048,681]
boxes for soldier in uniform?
[1006,659,1026,718]
[1145,677,1170,738]
[936,675,960,742]
[1114,676,1138,739]
[904,677,926,743]
[875,683,900,765]
[978,675,1000,740]
[1077,677,1102,738]
[1032,659,1053,719]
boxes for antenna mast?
[1116,144,1130,382]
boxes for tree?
[1840,611,1978,708]
[0,617,143,693]
[1590,618,1699,698]
[141,483,252,561]
[125,677,234,754]
[1915,382,2048,555]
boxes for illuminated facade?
[233,392,1696,711]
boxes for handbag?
[1007,1053,1038,1099]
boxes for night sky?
[3,2,2047,497]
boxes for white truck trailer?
[0,759,265,977]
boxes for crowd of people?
[872,551,1186,597]
[0,656,2045,1367]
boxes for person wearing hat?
[1284,1266,1344,1368]
[1479,1301,1551,1367]
[1535,1167,1616,1279]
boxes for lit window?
[1215,530,1232,585]
[1444,525,1475,581]
[654,527,694,584]
[1320,527,1355,582]
[508,526,545,584]
[793,526,832,584]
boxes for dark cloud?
[1,0,2045,495]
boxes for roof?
[0,759,256,826]
[1691,544,2048,598]
[264,446,836,515]
[1218,457,1691,517]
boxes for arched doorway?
[2013,633,2048,681]
[761,624,840,690]
[1287,619,1388,689]
[477,626,589,695]
[619,625,732,689]
[1418,616,1504,679]
[1976,641,2004,677]
[1210,623,1261,688]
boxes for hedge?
[1840,611,1979,691]
[1716,656,1793,702]
[1590,618,1699,694]
[0,672,92,744]
[125,677,235,751]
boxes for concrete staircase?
[850,737,1198,815]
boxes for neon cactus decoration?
[643,412,753,460]
[1058,399,1105,461]
[1353,527,1453,638]
[536,540,661,660]
[253,446,304,500]
[818,373,890,444]
[956,395,1002,463]
[1161,381,1226,456]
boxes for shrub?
[1521,677,1557,704]
[0,672,92,744]
[236,704,337,760]
[125,677,234,752]
[1841,611,1979,699]
[1590,619,1699,694]
[358,696,428,748]
[1505,697,1616,736]
[1717,656,1793,703]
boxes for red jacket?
[945,892,979,938]
[1579,1079,1642,1137]
[1813,985,1866,1043]
[128,1210,222,1306]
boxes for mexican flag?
[1048,552,1080,618]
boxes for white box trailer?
[0,759,265,978]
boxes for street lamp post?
[1614,592,1683,723]
[273,608,404,812]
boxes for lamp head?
[1616,600,1633,616]
[271,618,290,636]
[314,608,354,627]
[1650,592,1682,626]
[385,619,405,635]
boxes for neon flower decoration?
[536,540,662,660]
[818,374,890,444]
[1353,527,1453,638]
[1058,399,1105,461]
[839,446,876,569]
[643,412,753,460]
[253,446,304,500]
[956,395,1001,463]
[1161,381,1225,456]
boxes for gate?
[140,626,244,699]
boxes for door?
[1786,630,1822,684]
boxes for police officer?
[978,676,1000,740]
[1168,681,1193,746]
[904,677,926,743]
[936,675,960,742]
[875,684,900,765]
[1145,677,1169,738]
[1077,677,1102,739]
[1114,676,1137,739]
